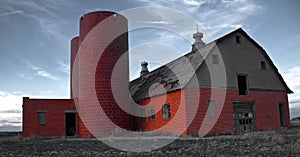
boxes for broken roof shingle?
[129,41,214,101]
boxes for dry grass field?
[1,128,300,156]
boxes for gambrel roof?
[129,28,292,101]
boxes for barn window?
[149,108,155,120]
[37,111,46,125]
[260,61,266,70]
[237,74,248,95]
[162,104,171,120]
[236,35,241,44]
[208,100,216,117]
[212,54,219,64]
[140,109,146,122]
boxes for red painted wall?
[22,97,77,137]
[185,88,234,135]
[185,88,290,135]
[134,90,188,135]
[134,88,290,136]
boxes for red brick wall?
[185,88,290,135]
[22,97,76,137]
[70,36,79,99]
[77,11,131,137]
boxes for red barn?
[22,11,292,137]
[130,28,293,135]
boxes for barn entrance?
[65,112,76,136]
[233,102,255,133]
[279,103,287,127]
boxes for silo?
[70,36,79,99]
[76,11,130,137]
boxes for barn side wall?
[134,90,188,135]
[185,88,290,135]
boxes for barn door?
[233,102,255,133]
[279,103,287,127]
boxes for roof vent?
[140,61,149,77]
[192,26,205,50]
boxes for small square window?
[162,104,171,120]
[140,109,146,122]
[38,112,46,125]
[149,108,155,120]
[208,100,216,117]
[212,54,219,64]
[236,35,241,44]
[260,61,266,70]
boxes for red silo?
[70,36,79,99]
[76,11,131,137]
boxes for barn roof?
[129,28,293,101]
[228,28,293,94]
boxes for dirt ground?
[1,128,300,156]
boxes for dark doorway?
[279,103,287,127]
[237,75,248,95]
[233,102,255,133]
[65,113,76,136]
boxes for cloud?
[0,0,70,40]
[17,73,33,80]
[131,0,263,37]
[137,20,174,25]
[3,0,57,18]
[24,61,41,71]
[287,34,300,48]
[0,119,21,124]
[57,61,70,74]
[0,125,22,132]
[132,0,204,7]
[0,91,23,111]
[36,70,59,81]
[0,10,23,17]
[0,91,23,131]
[129,42,184,80]
[290,107,300,119]
[0,91,9,97]
[182,0,206,6]
[21,60,59,81]
[38,90,54,95]
[283,66,300,91]
[0,109,21,114]
[24,13,68,40]
[283,65,300,109]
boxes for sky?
[0,0,299,131]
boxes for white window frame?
[149,108,155,120]
[162,104,171,120]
